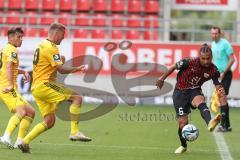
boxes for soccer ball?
[182,124,199,142]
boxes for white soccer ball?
[182,124,199,142]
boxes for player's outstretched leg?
[18,121,48,153]
[208,113,222,132]
[197,102,221,131]
[68,94,91,142]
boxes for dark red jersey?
[175,58,220,90]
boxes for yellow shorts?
[32,82,73,117]
[0,88,31,113]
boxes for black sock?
[178,128,187,148]
[198,103,211,125]
[225,103,231,128]
[221,105,228,128]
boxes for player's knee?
[15,107,27,117]
[73,95,82,105]
[178,118,188,129]
[46,120,55,129]
[44,115,55,129]
[27,107,35,118]
[191,95,205,107]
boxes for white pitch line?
[33,142,233,153]
[212,131,234,160]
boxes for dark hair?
[7,27,24,36]
[200,43,212,55]
[211,26,221,34]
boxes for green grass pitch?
[0,102,239,160]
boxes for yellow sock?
[23,122,48,144]
[17,116,33,140]
[69,104,81,135]
[5,113,22,136]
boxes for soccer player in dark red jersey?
[156,43,225,154]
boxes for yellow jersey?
[0,43,19,88]
[32,39,63,89]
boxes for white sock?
[15,138,23,144]
[3,133,11,142]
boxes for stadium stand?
[59,0,73,11]
[42,0,56,11]
[128,0,142,13]
[0,0,161,40]
[76,0,91,12]
[25,0,39,11]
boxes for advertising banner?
[172,0,237,11]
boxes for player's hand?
[2,85,14,93]
[76,65,88,73]
[23,71,30,83]
[216,85,225,97]
[61,56,66,64]
[156,79,164,89]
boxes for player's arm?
[3,61,14,93]
[156,65,176,89]
[48,52,86,74]
[221,41,235,80]
[18,69,31,83]
[156,58,189,89]
[57,64,87,74]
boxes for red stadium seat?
[0,11,3,23]
[111,30,123,39]
[59,0,73,11]
[144,15,158,28]
[73,29,89,38]
[26,28,38,37]
[6,11,22,24]
[93,0,108,12]
[143,31,158,40]
[76,0,90,11]
[42,0,56,11]
[40,12,55,25]
[128,0,142,13]
[92,29,107,39]
[0,0,5,9]
[144,0,159,13]
[24,11,38,24]
[58,12,72,25]
[92,14,107,26]
[111,0,124,12]
[127,14,142,28]
[75,13,90,26]
[25,0,39,10]
[126,30,140,40]
[8,0,22,10]
[39,28,49,37]
[3,27,9,36]
[112,14,124,27]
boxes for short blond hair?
[49,23,65,33]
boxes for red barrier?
[73,42,240,79]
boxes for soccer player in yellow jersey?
[0,27,35,149]
[18,23,91,153]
